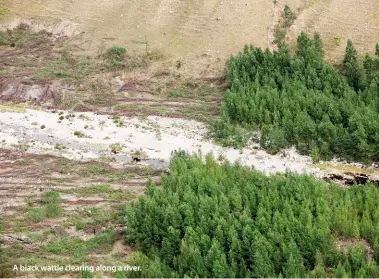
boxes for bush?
[107,46,126,67]
[110,143,123,154]
[81,269,94,278]
[55,143,65,150]
[44,204,63,218]
[0,8,7,16]
[273,27,286,46]
[41,191,61,204]
[26,208,46,222]
[283,4,297,27]
[75,221,85,230]
[73,131,86,138]
[260,125,288,154]
[46,242,62,254]
[311,146,320,163]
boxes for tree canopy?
[209,32,379,163]
[122,151,379,278]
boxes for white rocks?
[0,108,320,175]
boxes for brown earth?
[2,0,379,66]
[2,0,378,119]
[287,0,379,62]
[0,23,225,121]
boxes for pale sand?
[0,109,323,176]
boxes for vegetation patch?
[73,131,88,138]
[33,53,96,80]
[41,191,62,204]
[66,184,134,201]
[210,33,379,163]
[0,24,51,48]
[107,46,127,67]
[168,88,193,98]
[123,151,379,278]
[0,7,8,16]
[105,46,164,70]
[25,192,63,222]
[78,164,133,182]
[273,5,297,47]
[0,103,28,112]
[55,143,66,150]
[283,4,297,28]
[315,163,378,175]
[45,229,116,261]
[110,143,123,154]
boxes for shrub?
[75,221,85,230]
[44,204,63,218]
[55,143,65,150]
[41,191,61,204]
[46,242,62,254]
[260,125,288,154]
[81,269,94,278]
[335,36,341,46]
[26,208,46,222]
[110,143,123,154]
[312,146,320,163]
[74,131,86,138]
[283,4,297,27]
[0,8,8,16]
[107,46,126,67]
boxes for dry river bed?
[0,108,325,176]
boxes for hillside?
[1,0,379,278]
[2,0,379,68]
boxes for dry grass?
[315,163,378,175]
[2,0,378,74]
[286,0,379,61]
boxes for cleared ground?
[0,148,163,277]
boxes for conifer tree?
[343,40,365,91]
[124,152,379,278]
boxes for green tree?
[343,40,365,91]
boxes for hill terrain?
[1,0,379,278]
[2,0,379,68]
